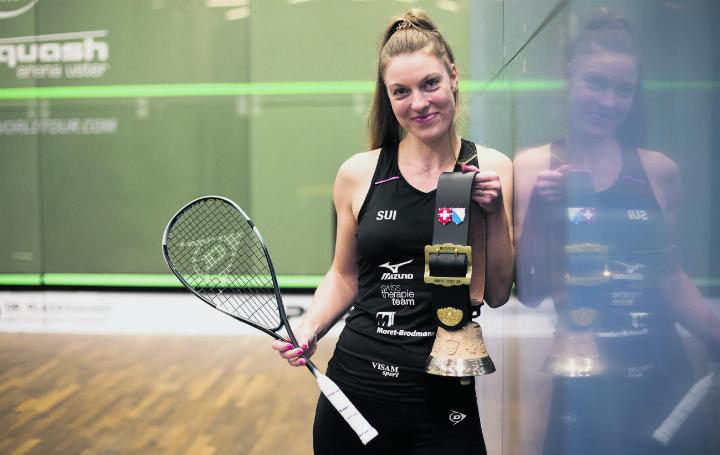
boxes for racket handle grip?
[652,371,714,445]
[314,372,379,445]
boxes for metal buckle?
[564,243,610,286]
[424,243,472,287]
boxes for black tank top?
[551,143,688,379]
[326,139,479,402]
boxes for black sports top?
[539,145,702,455]
[325,139,479,402]
[550,142,689,379]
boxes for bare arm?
[642,150,720,349]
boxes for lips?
[412,112,437,125]
[585,110,617,127]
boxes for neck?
[400,132,461,171]
[565,134,622,170]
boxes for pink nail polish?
[299,359,306,366]
[286,343,294,350]
[297,349,304,356]
[301,344,308,350]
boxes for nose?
[596,89,621,110]
[410,91,430,113]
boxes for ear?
[449,63,459,91]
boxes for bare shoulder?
[335,149,381,217]
[336,149,381,187]
[638,148,681,215]
[638,148,679,184]
[475,144,512,173]
[512,143,553,172]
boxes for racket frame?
[162,195,379,444]
[162,195,312,367]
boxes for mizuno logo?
[613,261,645,281]
[379,260,412,274]
[379,259,414,280]
[614,261,645,274]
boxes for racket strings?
[166,199,282,331]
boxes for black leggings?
[312,386,486,455]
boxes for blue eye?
[584,74,610,91]
[615,83,635,99]
[425,78,440,89]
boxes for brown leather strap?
[462,143,486,305]
[469,203,486,304]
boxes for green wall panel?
[0,106,42,273]
[249,98,366,274]
[250,0,470,82]
[37,98,249,273]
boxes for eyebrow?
[386,72,443,89]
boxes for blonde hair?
[368,9,458,150]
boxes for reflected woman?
[514,9,719,455]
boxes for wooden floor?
[0,333,333,455]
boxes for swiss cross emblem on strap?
[438,208,466,225]
[437,207,453,225]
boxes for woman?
[514,10,719,454]
[273,9,513,454]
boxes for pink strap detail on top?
[622,175,649,185]
[374,176,400,185]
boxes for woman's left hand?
[462,164,503,213]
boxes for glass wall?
[471,0,720,453]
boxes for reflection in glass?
[514,8,719,455]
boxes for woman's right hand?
[534,164,569,203]
[271,325,318,367]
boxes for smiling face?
[383,50,457,145]
[568,49,639,140]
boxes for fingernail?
[297,349,304,356]
[301,344,308,350]
[286,343,294,350]
[299,359,306,366]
